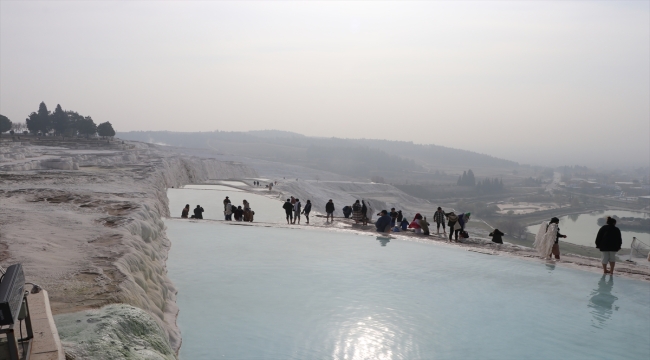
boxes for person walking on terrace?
[352,200,362,223]
[534,217,567,260]
[225,202,233,221]
[326,199,335,222]
[283,198,294,224]
[595,216,622,275]
[361,200,368,226]
[433,207,447,235]
[302,200,312,224]
[447,212,458,242]
[293,198,302,224]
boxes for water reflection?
[331,316,415,360]
[568,213,580,222]
[544,262,556,271]
[376,236,391,246]
[588,275,618,329]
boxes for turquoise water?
[527,210,650,249]
[166,220,650,359]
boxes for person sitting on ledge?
[181,204,190,219]
[375,210,392,233]
[193,205,204,219]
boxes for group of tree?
[0,114,12,134]
[457,169,476,186]
[476,178,504,193]
[21,102,115,138]
[522,177,542,187]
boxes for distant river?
[527,210,649,249]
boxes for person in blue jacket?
[375,210,392,233]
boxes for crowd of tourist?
[178,179,628,275]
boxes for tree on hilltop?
[50,104,70,135]
[0,114,12,133]
[97,121,116,139]
[26,102,52,134]
[76,116,97,138]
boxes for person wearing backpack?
[595,216,622,275]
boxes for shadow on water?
[376,236,391,246]
[588,275,618,329]
[568,213,580,222]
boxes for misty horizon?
[1,1,649,168]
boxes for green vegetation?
[97,121,116,138]
[0,114,11,133]
[24,101,110,138]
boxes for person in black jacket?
[325,199,335,222]
[490,229,504,244]
[283,199,293,224]
[193,205,204,219]
[342,206,352,218]
[302,200,312,224]
[595,216,623,275]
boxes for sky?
[1,1,648,168]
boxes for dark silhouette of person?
[283,199,294,224]
[193,205,204,219]
[181,204,190,218]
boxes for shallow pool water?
[168,188,285,223]
[182,184,244,191]
[166,220,650,360]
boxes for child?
[489,229,504,244]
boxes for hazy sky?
[1,1,648,167]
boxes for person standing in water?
[283,198,293,224]
[181,204,190,218]
[302,200,312,224]
[325,199,335,222]
[293,198,302,224]
[595,216,622,275]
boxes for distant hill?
[117,130,518,180]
